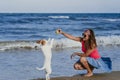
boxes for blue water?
[0,13,120,50]
[0,13,120,80]
[0,13,120,41]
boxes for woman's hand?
[71,52,80,59]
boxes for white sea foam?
[96,35,120,46]
[0,35,120,51]
[48,16,69,19]
[103,19,120,22]
[0,41,37,51]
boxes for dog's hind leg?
[46,73,50,80]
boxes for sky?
[0,0,120,13]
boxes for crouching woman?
[57,29,111,77]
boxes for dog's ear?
[36,40,41,44]
[41,40,46,45]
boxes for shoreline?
[32,71,120,80]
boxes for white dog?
[36,38,54,80]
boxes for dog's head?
[36,39,47,46]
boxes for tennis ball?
[55,30,60,34]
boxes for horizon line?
[0,12,119,14]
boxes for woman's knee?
[80,57,87,63]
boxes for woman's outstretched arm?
[58,29,82,42]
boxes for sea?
[0,13,120,80]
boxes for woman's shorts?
[76,57,111,72]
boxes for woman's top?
[82,41,101,59]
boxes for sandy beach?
[32,71,120,80]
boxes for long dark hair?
[84,29,97,50]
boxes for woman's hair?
[84,29,97,50]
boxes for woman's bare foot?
[83,72,93,77]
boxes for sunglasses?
[82,33,87,38]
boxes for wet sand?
[32,71,120,80]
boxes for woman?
[57,29,110,77]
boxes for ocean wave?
[48,16,69,19]
[70,18,97,21]
[0,41,36,51]
[96,35,120,46]
[0,35,120,51]
[103,19,120,22]
[4,17,48,24]
[0,39,80,51]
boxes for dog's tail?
[36,66,45,70]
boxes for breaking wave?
[0,35,120,51]
[48,16,70,19]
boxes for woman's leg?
[74,63,85,70]
[90,65,94,72]
[80,57,93,77]
[74,62,94,71]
